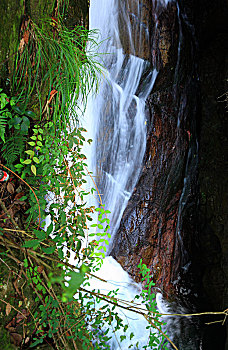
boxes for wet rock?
[112,0,228,346]
[117,0,177,66]
[111,0,200,297]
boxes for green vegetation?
[0,86,169,350]
[12,17,101,119]
[0,2,169,349]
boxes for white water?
[81,0,173,349]
[89,256,170,349]
[85,0,158,251]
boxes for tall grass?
[12,18,103,126]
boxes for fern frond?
[0,112,8,142]
[2,132,25,167]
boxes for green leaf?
[100,218,107,223]
[23,159,32,164]
[22,116,30,126]
[58,248,64,260]
[66,271,85,297]
[33,157,39,164]
[30,338,43,347]
[98,224,103,229]
[76,240,81,251]
[120,335,126,342]
[34,230,46,240]
[124,325,128,332]
[0,97,7,109]
[21,121,29,132]
[12,105,24,115]
[31,164,36,175]
[12,116,22,125]
[23,240,40,248]
[15,164,24,169]
[80,264,90,274]
[24,110,36,118]
[19,196,27,201]
[28,141,36,146]
[9,97,16,107]
[95,252,101,256]
[41,246,56,254]
[46,223,53,236]
[25,150,35,157]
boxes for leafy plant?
[12,17,103,125]
[137,260,169,349]
[0,90,35,167]
[0,4,172,350]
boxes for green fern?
[2,132,25,167]
[0,111,8,142]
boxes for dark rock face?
[111,0,200,296]
[194,0,228,347]
[111,0,228,345]
[195,0,228,310]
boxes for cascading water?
[82,1,209,349]
[85,0,157,251]
[82,0,175,349]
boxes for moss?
[26,0,55,28]
[0,0,56,89]
[0,326,16,349]
[64,0,89,29]
[0,0,24,87]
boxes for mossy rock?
[0,0,24,87]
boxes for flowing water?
[85,0,158,252]
[83,0,205,349]
[82,0,173,348]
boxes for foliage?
[0,89,32,167]
[137,260,169,349]
[0,92,168,348]
[12,17,102,123]
[0,5,169,350]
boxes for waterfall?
[81,0,175,349]
[81,1,209,349]
[85,0,157,252]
